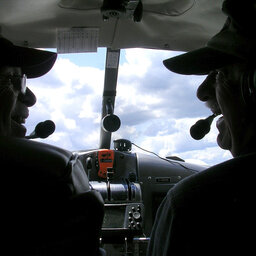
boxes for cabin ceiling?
[0,0,225,52]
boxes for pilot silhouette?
[148,1,256,255]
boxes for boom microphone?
[25,120,56,139]
[190,114,217,140]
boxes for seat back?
[0,137,104,255]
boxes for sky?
[25,48,232,166]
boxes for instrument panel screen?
[102,205,126,228]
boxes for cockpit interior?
[0,1,225,255]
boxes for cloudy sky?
[25,48,232,166]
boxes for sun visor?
[145,0,194,16]
[58,0,102,9]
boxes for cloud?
[25,48,232,166]
[177,147,232,166]
[117,49,209,121]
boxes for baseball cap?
[0,36,57,78]
[163,0,256,75]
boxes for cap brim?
[11,46,57,78]
[163,47,240,75]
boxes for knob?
[133,211,141,221]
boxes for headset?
[241,69,256,107]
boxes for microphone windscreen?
[35,120,55,138]
[190,119,210,140]
[190,114,216,140]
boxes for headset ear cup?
[241,69,256,107]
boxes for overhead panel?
[0,0,225,52]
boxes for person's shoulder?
[168,152,256,208]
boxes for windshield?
[26,48,232,166]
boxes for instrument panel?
[76,147,206,255]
